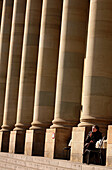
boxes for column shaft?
[52,0,89,129]
[44,0,89,159]
[79,0,112,132]
[31,0,62,130]
[14,0,42,130]
[1,0,26,131]
[24,0,62,156]
[0,0,13,126]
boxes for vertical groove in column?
[79,0,112,130]
[0,0,13,127]
[14,0,43,131]
[51,0,89,129]
[30,0,63,130]
[1,0,26,131]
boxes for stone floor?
[0,152,112,170]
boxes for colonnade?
[0,0,112,160]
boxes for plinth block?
[106,125,112,166]
[44,128,71,159]
[70,127,85,163]
[0,131,10,152]
[24,129,45,156]
[9,130,25,154]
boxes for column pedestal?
[0,131,10,152]
[9,130,25,154]
[24,129,45,156]
[44,128,71,159]
[106,125,112,166]
[70,127,85,163]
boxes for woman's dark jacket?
[85,130,102,150]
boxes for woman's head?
[92,125,99,132]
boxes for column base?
[70,127,85,163]
[0,131,10,152]
[24,129,45,156]
[44,128,71,159]
[9,130,25,154]
[106,125,112,166]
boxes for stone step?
[0,153,73,170]
[0,152,79,170]
[0,152,111,170]
[0,161,28,170]
[0,158,72,170]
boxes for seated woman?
[84,125,102,150]
[83,125,107,165]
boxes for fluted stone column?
[25,0,62,156]
[0,0,26,152]
[44,0,89,159]
[79,0,112,135]
[0,0,13,152]
[1,0,26,131]
[0,0,13,127]
[9,0,42,154]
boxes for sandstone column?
[1,0,26,131]
[0,0,13,127]
[78,0,112,135]
[9,0,42,154]
[25,0,62,156]
[44,0,89,159]
[0,0,26,152]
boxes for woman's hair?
[93,125,99,131]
